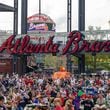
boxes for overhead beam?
[0,3,14,12]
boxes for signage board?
[0,31,110,55]
[27,14,56,32]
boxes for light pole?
[39,0,41,15]
[21,0,28,73]
[78,0,85,74]
[21,0,28,34]
[67,0,72,73]
[13,0,18,73]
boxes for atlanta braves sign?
[0,31,110,55]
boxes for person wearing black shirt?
[81,96,94,110]
[0,96,6,110]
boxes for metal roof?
[0,3,14,12]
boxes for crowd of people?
[0,72,109,110]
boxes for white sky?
[0,0,110,33]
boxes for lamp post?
[39,0,41,15]
[13,0,18,73]
[67,0,72,73]
[78,0,85,74]
[21,0,28,73]
[21,0,27,34]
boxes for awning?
[0,3,14,12]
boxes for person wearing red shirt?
[95,77,102,86]
[54,98,63,110]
